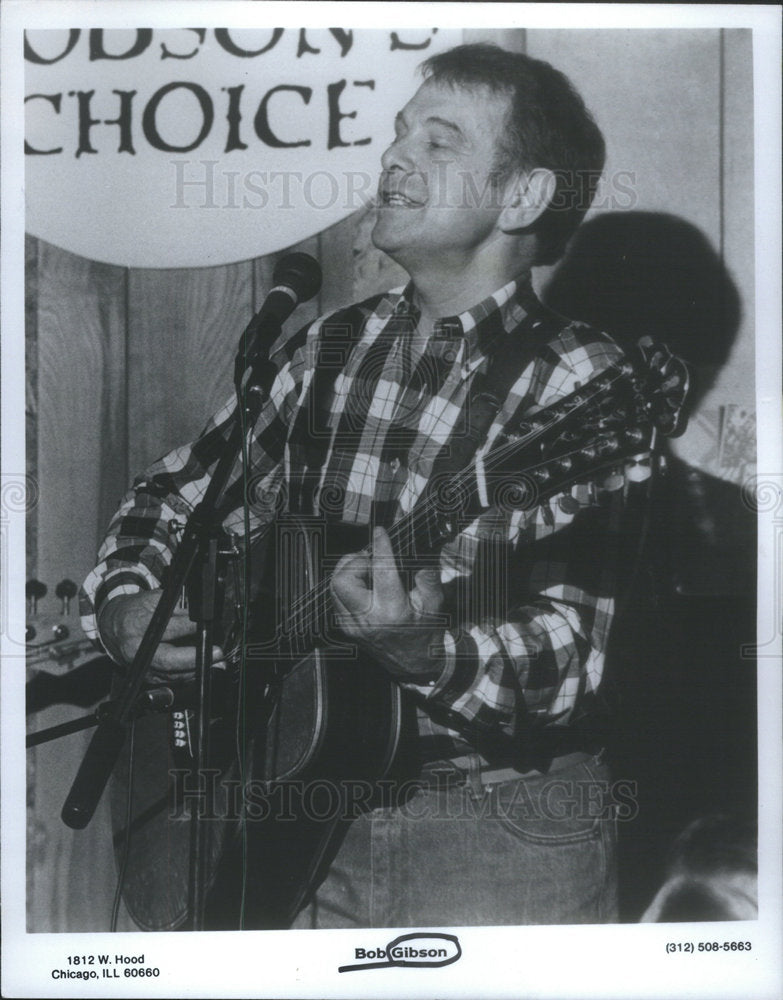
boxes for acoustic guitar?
[110,339,689,931]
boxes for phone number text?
[665,941,752,954]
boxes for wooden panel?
[35,240,127,596]
[27,703,136,933]
[29,238,130,932]
[127,262,253,473]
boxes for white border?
[2,4,781,999]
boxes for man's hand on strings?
[330,526,446,682]
[97,590,224,684]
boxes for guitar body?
[207,516,404,929]
[109,694,237,931]
[244,516,404,783]
[112,515,403,931]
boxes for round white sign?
[24,27,460,267]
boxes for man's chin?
[370,218,402,258]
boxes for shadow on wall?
[542,211,757,922]
[543,209,754,599]
[543,210,741,410]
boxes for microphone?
[237,252,322,381]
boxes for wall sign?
[24,27,460,267]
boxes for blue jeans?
[291,753,618,928]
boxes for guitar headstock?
[633,337,691,438]
[486,339,691,508]
[26,577,93,673]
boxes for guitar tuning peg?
[602,471,626,492]
[518,418,544,437]
[598,434,620,456]
[622,428,646,447]
[626,454,653,483]
[531,467,551,484]
[55,578,78,615]
[26,579,47,616]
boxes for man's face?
[372,79,513,272]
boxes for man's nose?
[380,134,415,173]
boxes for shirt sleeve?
[408,489,622,735]
[79,330,310,646]
[403,327,628,736]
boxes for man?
[82,44,623,928]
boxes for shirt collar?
[391,272,539,363]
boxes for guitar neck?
[264,343,691,659]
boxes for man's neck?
[403,244,537,329]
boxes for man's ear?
[499,168,557,232]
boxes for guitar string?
[222,393,635,665]
[222,352,683,661]
[250,351,686,650]
[222,360,637,660]
[269,364,638,644]
[280,439,633,645]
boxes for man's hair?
[421,43,606,265]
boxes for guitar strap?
[428,298,569,487]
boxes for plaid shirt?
[81,274,624,757]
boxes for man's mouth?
[379,187,425,208]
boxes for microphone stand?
[61,320,282,931]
